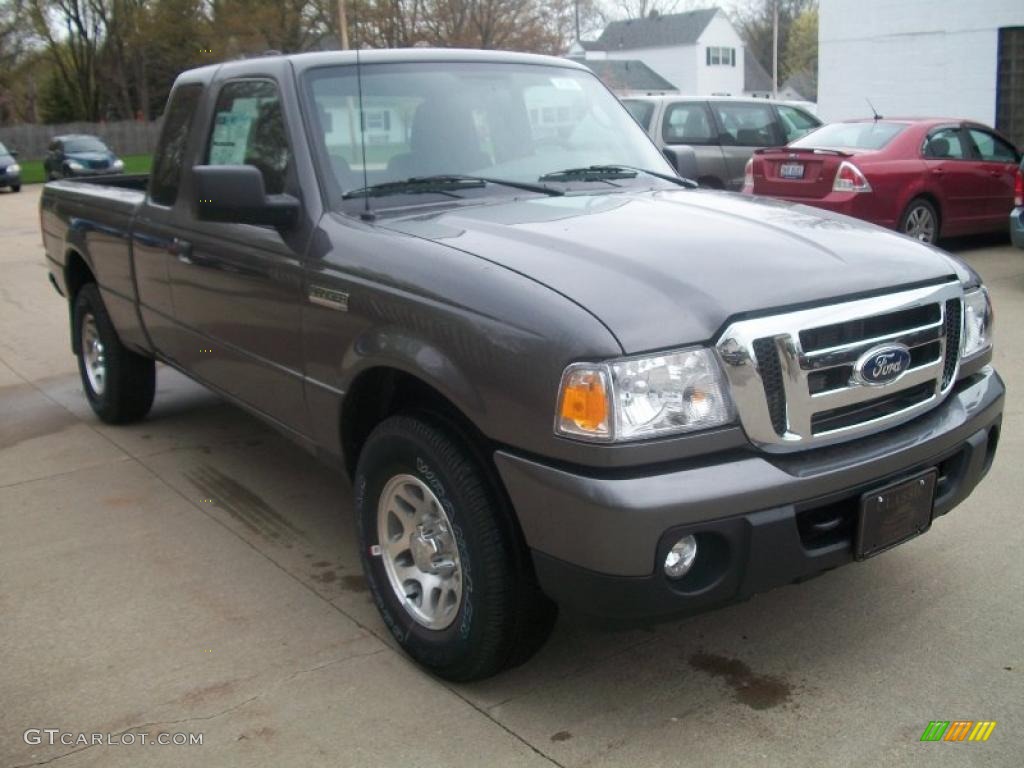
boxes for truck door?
[168,76,311,435]
[133,83,204,359]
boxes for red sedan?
[742,118,1022,243]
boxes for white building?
[818,0,1024,147]
[570,9,757,97]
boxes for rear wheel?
[73,284,155,423]
[354,413,556,681]
[900,198,939,243]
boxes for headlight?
[67,160,84,170]
[8,163,19,174]
[112,159,124,170]
[961,287,993,360]
[556,348,734,442]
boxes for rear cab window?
[662,102,715,145]
[792,121,906,151]
[149,84,203,206]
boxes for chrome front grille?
[716,282,964,452]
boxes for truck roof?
[178,48,589,85]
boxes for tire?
[354,413,556,681]
[899,198,940,243]
[10,184,20,193]
[73,283,155,424]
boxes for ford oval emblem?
[854,344,912,386]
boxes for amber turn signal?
[556,366,611,440]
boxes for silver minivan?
[623,95,821,190]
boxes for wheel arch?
[340,365,492,482]
[65,248,96,354]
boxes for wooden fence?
[0,121,163,161]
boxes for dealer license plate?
[855,470,937,559]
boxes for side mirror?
[193,165,299,228]
[662,146,698,181]
[9,150,17,158]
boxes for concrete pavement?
[2,185,1021,767]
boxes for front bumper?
[496,367,1003,619]
[1011,207,1024,249]
[0,171,20,187]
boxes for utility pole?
[338,0,350,50]
[770,0,778,98]
[574,0,581,43]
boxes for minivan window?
[711,102,777,147]
[149,84,203,206]
[776,105,820,143]
[662,102,715,144]
[208,80,292,195]
[622,99,655,131]
[792,121,906,150]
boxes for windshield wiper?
[343,174,562,200]
[539,165,697,188]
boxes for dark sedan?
[44,135,124,180]
[0,141,21,191]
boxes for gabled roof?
[744,51,773,92]
[782,71,817,101]
[582,60,677,92]
[591,8,719,51]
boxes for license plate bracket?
[779,162,805,179]
[855,470,937,559]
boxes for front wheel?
[354,413,556,681]
[900,198,940,243]
[73,284,155,423]
[9,185,19,192]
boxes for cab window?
[149,84,203,206]
[207,80,292,194]
[711,102,778,147]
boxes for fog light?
[664,535,697,579]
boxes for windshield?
[0,141,8,155]
[622,99,655,131]
[64,137,109,153]
[792,122,906,150]
[304,62,673,204]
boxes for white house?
[570,9,756,97]
[818,0,1024,147]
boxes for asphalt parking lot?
[2,184,1021,767]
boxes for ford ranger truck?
[40,50,1003,682]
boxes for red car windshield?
[792,122,906,150]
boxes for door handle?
[930,168,944,175]
[168,238,193,263]
[989,170,1002,178]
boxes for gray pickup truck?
[41,49,1003,682]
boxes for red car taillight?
[1014,166,1023,207]
[833,161,872,193]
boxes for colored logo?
[920,721,997,742]
[854,344,911,386]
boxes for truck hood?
[381,189,963,353]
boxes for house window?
[706,47,736,67]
